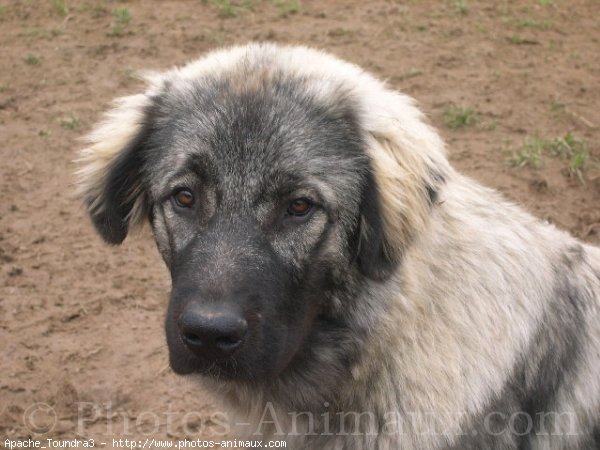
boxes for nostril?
[215,335,242,351]
[214,319,247,353]
[182,331,203,347]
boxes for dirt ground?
[1,0,599,444]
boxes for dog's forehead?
[148,69,368,195]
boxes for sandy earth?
[1,0,599,444]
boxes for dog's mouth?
[169,346,245,379]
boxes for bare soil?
[1,0,599,443]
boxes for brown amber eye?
[287,198,312,217]
[173,189,194,208]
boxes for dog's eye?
[287,198,312,217]
[173,189,195,208]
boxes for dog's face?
[79,44,448,387]
[84,70,395,380]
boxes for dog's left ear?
[356,169,397,280]
[355,90,451,279]
[76,94,154,245]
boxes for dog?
[77,43,600,449]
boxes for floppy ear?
[76,93,154,244]
[356,169,397,280]
[354,89,451,279]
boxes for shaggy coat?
[77,43,600,449]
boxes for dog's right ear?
[76,94,155,245]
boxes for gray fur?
[77,43,600,449]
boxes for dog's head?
[78,43,449,382]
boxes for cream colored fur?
[77,43,600,449]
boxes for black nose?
[177,304,248,359]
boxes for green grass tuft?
[443,105,477,129]
[110,7,131,35]
[510,133,589,182]
[273,0,301,16]
[113,7,131,24]
[211,0,237,18]
[60,115,80,130]
[208,0,256,18]
[510,138,545,168]
[24,54,41,65]
[454,0,468,15]
[52,0,68,16]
